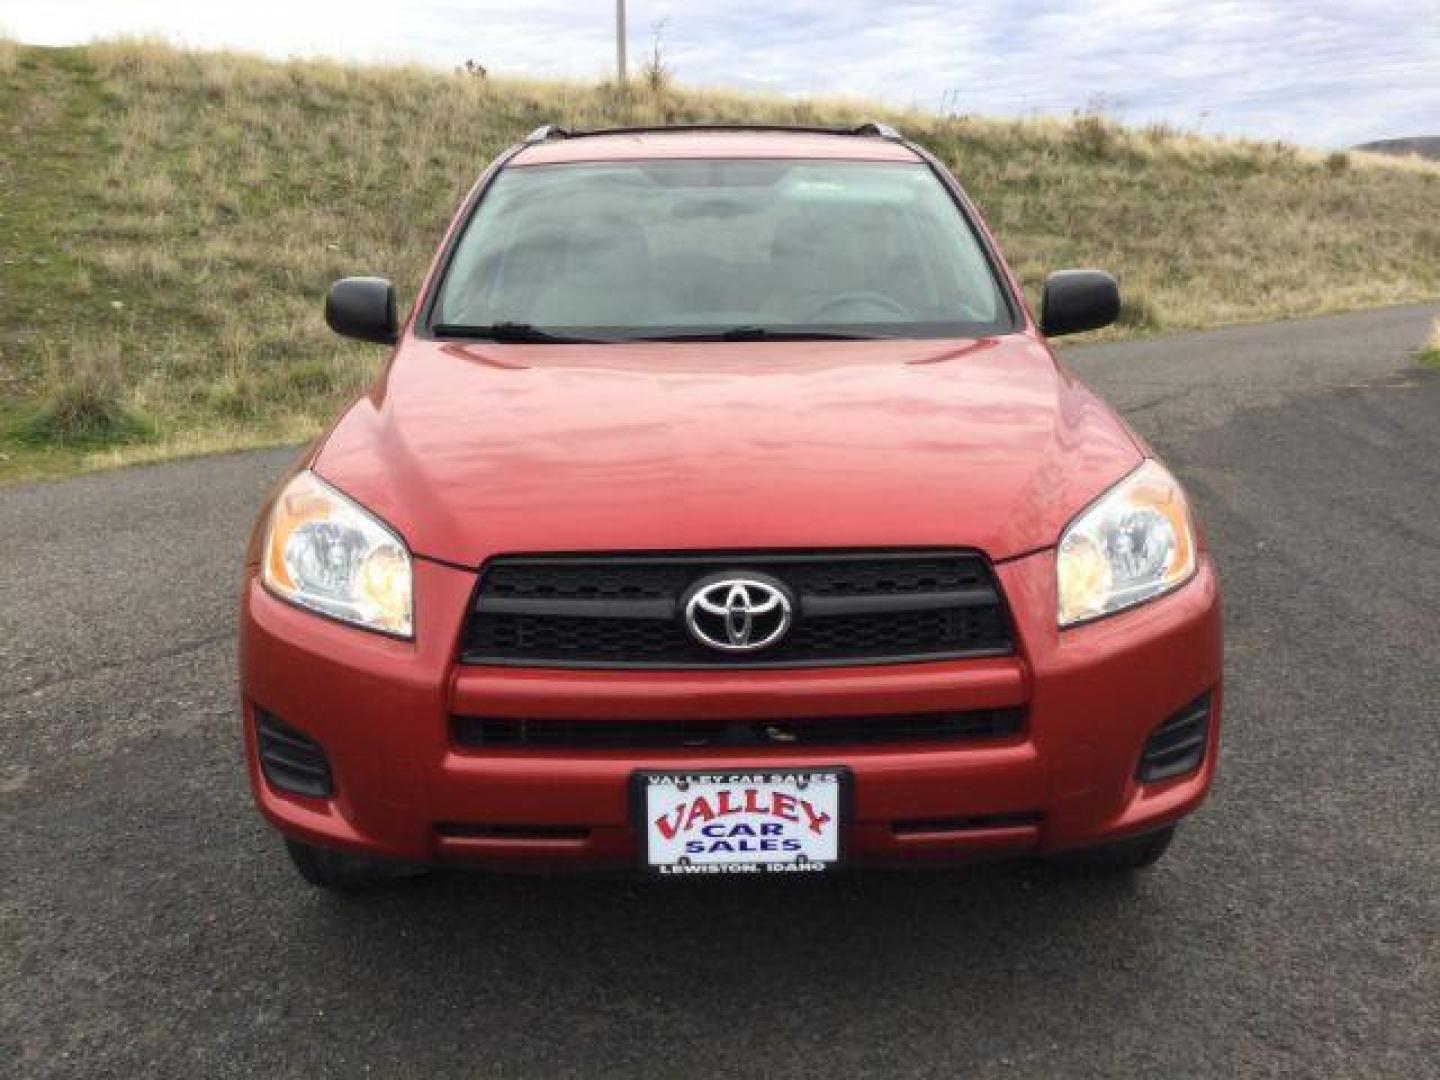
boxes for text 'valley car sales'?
[642,771,845,871]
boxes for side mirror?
[325,277,398,344]
[1039,270,1120,337]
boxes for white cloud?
[5,0,1437,146]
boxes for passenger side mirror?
[325,276,398,345]
[1039,270,1120,337]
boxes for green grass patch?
[8,390,155,448]
[1418,320,1440,370]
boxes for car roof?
[510,127,924,166]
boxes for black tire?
[1054,825,1176,874]
[284,839,426,891]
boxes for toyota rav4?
[240,123,1222,888]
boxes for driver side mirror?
[325,276,398,345]
[1040,270,1120,337]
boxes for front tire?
[1054,825,1176,873]
[284,839,426,890]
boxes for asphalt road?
[4,303,1438,1078]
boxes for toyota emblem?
[682,573,793,652]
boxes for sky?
[5,1,1438,147]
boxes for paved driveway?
[3,304,1437,1077]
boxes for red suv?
[241,124,1221,888]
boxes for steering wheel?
[803,291,912,322]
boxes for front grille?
[453,707,1024,750]
[1137,692,1212,783]
[461,551,1012,668]
[255,710,333,798]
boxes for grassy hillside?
[2,39,1438,482]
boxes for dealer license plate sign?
[639,769,844,875]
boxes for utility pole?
[616,0,628,83]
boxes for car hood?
[313,335,1141,566]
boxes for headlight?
[1056,460,1196,627]
[262,471,413,637]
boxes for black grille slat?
[461,551,1012,668]
[801,587,997,616]
[478,556,990,601]
[478,596,677,619]
[465,607,1007,664]
[260,746,330,776]
[1147,727,1208,756]
[761,557,992,597]
[892,811,1044,835]
[481,563,684,601]
[454,708,1024,750]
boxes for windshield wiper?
[637,326,883,342]
[434,323,884,344]
[432,322,604,344]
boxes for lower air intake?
[255,709,333,798]
[1137,692,1212,783]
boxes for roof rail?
[852,121,902,139]
[518,122,904,144]
[523,124,570,144]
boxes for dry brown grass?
[3,37,1439,482]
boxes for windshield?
[429,159,1014,341]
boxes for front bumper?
[239,550,1222,870]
